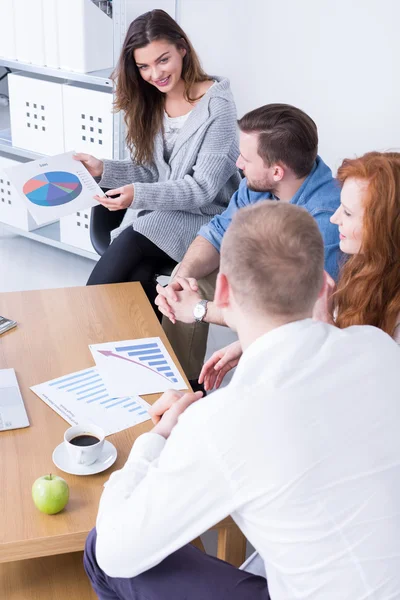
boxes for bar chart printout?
[90,337,188,397]
[30,367,151,436]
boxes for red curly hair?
[332,151,400,336]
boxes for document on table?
[90,337,188,397]
[31,367,151,436]
[0,368,30,431]
[3,151,102,225]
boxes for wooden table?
[0,284,246,599]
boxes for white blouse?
[163,111,191,160]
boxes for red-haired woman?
[317,151,400,341]
[200,151,400,391]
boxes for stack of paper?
[31,337,188,436]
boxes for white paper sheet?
[90,337,188,397]
[4,151,102,225]
[31,367,151,436]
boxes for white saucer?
[52,440,117,476]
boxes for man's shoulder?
[299,157,340,213]
[340,323,396,347]
[323,323,399,367]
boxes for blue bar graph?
[128,349,163,357]
[65,375,102,391]
[77,383,105,396]
[99,397,119,405]
[116,343,158,352]
[45,368,149,415]
[106,397,133,408]
[114,339,181,385]
[123,401,138,408]
[86,393,109,404]
[78,387,107,401]
[32,367,151,437]
[139,354,164,361]
[49,369,96,386]
[50,370,110,401]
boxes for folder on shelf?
[42,0,60,69]
[14,0,45,66]
[0,0,17,60]
[57,0,113,73]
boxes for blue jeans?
[84,528,270,600]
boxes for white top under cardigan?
[95,319,400,599]
[163,111,191,160]
[100,76,241,262]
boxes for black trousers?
[87,227,177,313]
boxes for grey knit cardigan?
[99,77,241,262]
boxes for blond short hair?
[220,202,324,317]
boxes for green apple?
[32,474,69,515]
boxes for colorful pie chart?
[23,171,83,207]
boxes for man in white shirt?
[84,202,400,600]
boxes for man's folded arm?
[95,404,235,578]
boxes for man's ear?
[214,272,230,309]
[273,164,285,182]
[317,270,330,301]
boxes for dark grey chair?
[89,203,126,256]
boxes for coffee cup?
[64,423,105,466]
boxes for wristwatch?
[193,299,208,323]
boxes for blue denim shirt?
[198,156,341,280]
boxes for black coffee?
[70,434,99,447]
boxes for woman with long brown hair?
[199,151,400,391]
[75,9,240,306]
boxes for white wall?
[125,0,176,28]
[180,0,400,171]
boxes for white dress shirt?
[96,319,400,599]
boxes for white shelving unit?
[0,0,122,260]
[4,221,100,261]
[0,61,119,161]
[0,0,178,259]
[0,129,45,161]
[0,59,113,88]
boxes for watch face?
[193,302,206,319]
[194,303,206,319]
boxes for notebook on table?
[0,369,30,431]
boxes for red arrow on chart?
[97,350,171,382]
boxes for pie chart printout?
[22,171,83,207]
